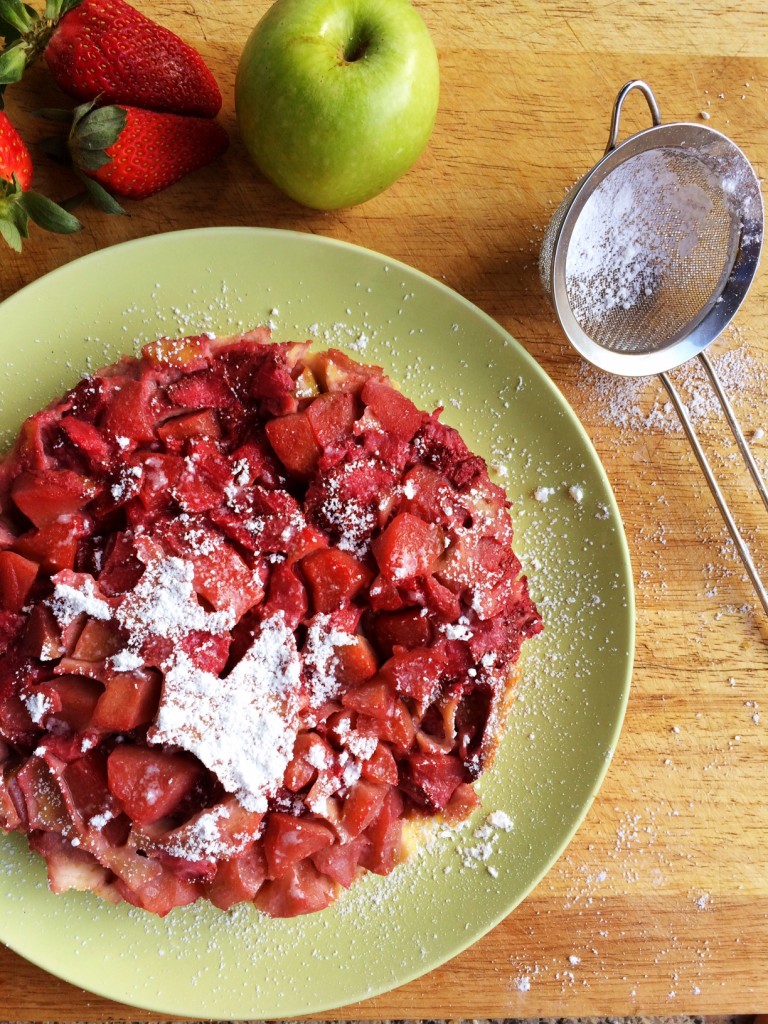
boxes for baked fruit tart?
[0,329,542,917]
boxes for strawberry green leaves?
[0,109,81,249]
[0,172,81,251]
[67,100,125,170]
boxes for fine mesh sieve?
[541,80,768,615]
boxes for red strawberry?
[0,0,221,118]
[0,110,81,251]
[65,100,228,204]
[0,110,32,189]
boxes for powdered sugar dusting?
[303,613,356,708]
[115,553,234,644]
[150,616,301,813]
[48,576,111,627]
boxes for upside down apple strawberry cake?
[0,329,542,918]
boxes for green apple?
[235,0,440,210]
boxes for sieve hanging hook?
[541,81,768,616]
[604,79,662,154]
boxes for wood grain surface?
[1,0,768,1018]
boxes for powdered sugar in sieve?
[565,148,736,355]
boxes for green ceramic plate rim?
[0,226,635,1017]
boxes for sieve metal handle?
[660,371,768,617]
[605,80,663,155]
[698,351,768,514]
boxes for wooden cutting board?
[1,0,768,1017]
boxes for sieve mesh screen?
[562,148,738,354]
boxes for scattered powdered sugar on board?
[575,340,768,435]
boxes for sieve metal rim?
[548,118,764,378]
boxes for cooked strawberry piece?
[59,417,113,473]
[9,412,55,473]
[399,464,460,525]
[67,375,112,423]
[359,423,414,473]
[443,781,481,822]
[150,848,217,883]
[164,444,234,515]
[107,747,202,824]
[284,754,315,793]
[29,831,117,900]
[132,453,183,515]
[155,796,264,864]
[360,742,399,786]
[361,377,423,441]
[361,787,403,876]
[265,412,321,476]
[345,683,416,751]
[301,548,372,614]
[264,562,307,629]
[368,608,432,657]
[0,770,23,831]
[91,669,161,732]
[16,756,71,832]
[380,648,447,705]
[423,575,462,619]
[166,371,236,411]
[102,842,163,890]
[306,453,397,539]
[404,751,466,811]
[249,350,298,417]
[372,700,417,750]
[115,865,201,917]
[0,690,37,744]
[415,416,486,489]
[340,780,388,839]
[72,618,122,661]
[20,605,62,661]
[157,409,222,444]
[206,844,267,910]
[254,858,338,918]
[12,513,91,573]
[263,812,335,879]
[306,391,357,447]
[439,536,509,597]
[372,513,443,583]
[165,629,231,675]
[143,334,211,370]
[61,750,117,822]
[334,636,378,686]
[0,609,25,658]
[368,573,405,612]
[284,733,332,792]
[312,833,369,887]
[103,376,160,443]
[342,679,395,721]
[97,532,145,595]
[311,348,381,394]
[0,551,38,613]
[41,675,103,731]
[211,486,307,554]
[228,439,281,488]
[160,518,263,617]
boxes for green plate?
[0,227,633,1018]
